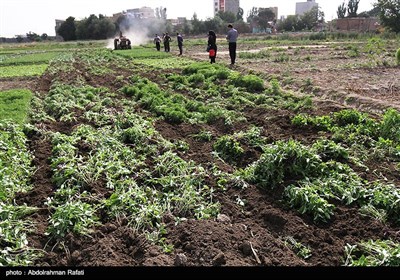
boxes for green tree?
[358,6,380,17]
[277,15,301,32]
[300,6,324,30]
[255,8,276,32]
[233,20,251,33]
[191,13,204,35]
[86,14,100,39]
[16,36,23,43]
[237,7,244,21]
[41,33,48,40]
[98,15,116,38]
[217,11,236,23]
[347,0,360,17]
[204,17,223,33]
[115,14,131,33]
[375,0,400,33]
[182,18,192,35]
[57,16,76,41]
[165,20,173,34]
[76,14,115,40]
[337,2,347,18]
[246,7,259,23]
[26,32,40,42]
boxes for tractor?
[114,32,132,50]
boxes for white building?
[126,7,155,19]
[295,0,318,16]
[213,0,240,16]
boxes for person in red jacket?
[207,30,217,64]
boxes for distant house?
[252,27,272,34]
[55,19,65,37]
[169,17,187,26]
[213,0,240,16]
[126,7,155,19]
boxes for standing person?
[162,33,166,51]
[207,30,217,64]
[226,24,238,65]
[177,33,183,56]
[154,34,161,51]
[163,32,171,52]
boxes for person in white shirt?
[154,34,161,51]
[226,24,238,65]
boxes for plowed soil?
[8,39,400,268]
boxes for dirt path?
[0,76,37,91]
[185,43,400,115]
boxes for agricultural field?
[1,33,400,267]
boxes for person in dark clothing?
[207,30,217,64]
[154,34,161,51]
[163,33,171,52]
[177,33,183,55]
[226,24,238,65]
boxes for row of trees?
[18,32,48,42]
[57,10,252,41]
[277,6,324,32]
[336,0,379,18]
[57,0,400,41]
[337,0,360,18]
[58,14,115,41]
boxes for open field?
[1,34,400,267]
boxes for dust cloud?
[106,14,168,49]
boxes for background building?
[296,0,318,16]
[126,7,155,19]
[336,17,380,32]
[55,19,64,36]
[213,0,240,16]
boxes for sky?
[0,0,376,37]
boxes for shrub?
[213,135,244,163]
[396,48,400,66]
[333,109,365,126]
[47,201,99,237]
[380,108,400,142]
[121,126,146,145]
[203,108,224,124]
[167,74,188,84]
[193,130,213,142]
[215,69,230,79]
[311,139,349,161]
[122,86,140,97]
[250,140,324,188]
[229,73,264,92]
[188,73,205,84]
[163,108,187,124]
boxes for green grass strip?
[0,64,47,77]
[0,52,61,66]
[0,89,32,124]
